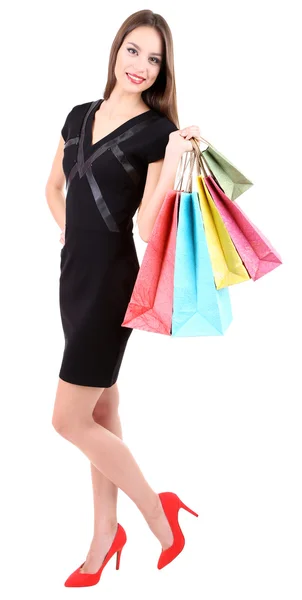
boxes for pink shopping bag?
[203,175,282,280]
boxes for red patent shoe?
[64,523,126,587]
[157,492,199,570]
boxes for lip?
[126,72,145,81]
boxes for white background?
[1,1,301,598]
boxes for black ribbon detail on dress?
[110,144,140,186]
[65,101,159,232]
[64,136,79,148]
[85,167,120,232]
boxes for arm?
[137,145,182,242]
[137,126,201,242]
[44,135,66,233]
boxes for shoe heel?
[116,547,123,570]
[179,499,199,517]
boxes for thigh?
[52,377,106,433]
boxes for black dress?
[59,98,178,387]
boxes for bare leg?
[52,378,173,573]
[80,384,122,573]
[90,383,121,535]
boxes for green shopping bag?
[198,136,253,201]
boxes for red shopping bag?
[121,190,180,334]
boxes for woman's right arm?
[45,135,66,235]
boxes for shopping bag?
[198,136,253,201]
[121,189,180,334]
[205,176,282,280]
[191,142,250,289]
[171,190,233,336]
[122,142,233,336]
[192,142,283,281]
[122,151,193,334]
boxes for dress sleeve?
[144,117,179,163]
[61,106,75,142]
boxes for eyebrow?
[127,41,163,57]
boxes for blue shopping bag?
[171,191,233,336]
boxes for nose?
[132,66,146,76]
[133,58,148,75]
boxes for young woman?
[45,9,202,586]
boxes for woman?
[45,9,201,586]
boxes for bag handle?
[190,137,211,178]
[175,137,202,192]
[175,150,193,191]
[175,136,210,192]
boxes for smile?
[126,72,145,84]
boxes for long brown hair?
[103,9,180,128]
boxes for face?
[114,26,163,95]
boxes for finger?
[185,130,200,139]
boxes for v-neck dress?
[59,98,179,387]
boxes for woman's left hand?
[180,125,202,142]
[167,125,206,157]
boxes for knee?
[52,412,76,439]
[52,415,68,438]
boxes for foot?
[145,495,174,551]
[79,523,118,574]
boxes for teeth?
[127,73,144,82]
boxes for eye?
[127,47,161,65]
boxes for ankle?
[143,493,163,521]
[93,520,118,538]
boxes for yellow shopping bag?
[196,171,250,290]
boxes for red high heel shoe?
[157,492,199,570]
[64,523,126,587]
